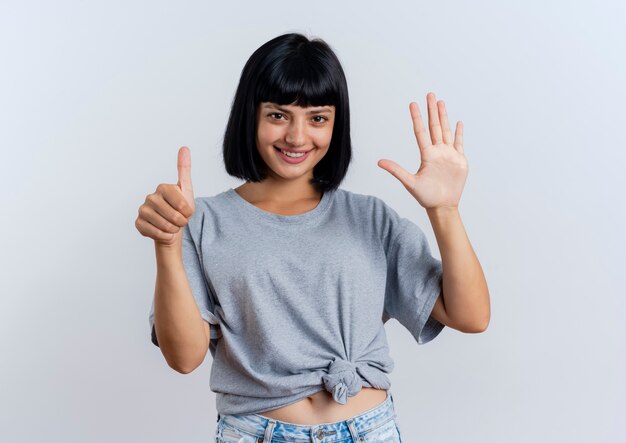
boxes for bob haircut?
[222,32,352,194]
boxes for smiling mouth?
[273,146,312,153]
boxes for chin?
[275,169,315,180]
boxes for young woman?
[137,33,490,442]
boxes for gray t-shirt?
[148,187,445,415]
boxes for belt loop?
[262,418,276,442]
[346,417,363,442]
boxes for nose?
[285,120,306,147]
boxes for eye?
[313,116,328,123]
[268,112,286,120]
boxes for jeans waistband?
[217,389,396,442]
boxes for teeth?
[281,149,305,158]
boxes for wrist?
[154,240,182,260]
[426,205,459,217]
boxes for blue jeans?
[215,389,403,442]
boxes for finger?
[139,204,182,234]
[135,217,177,243]
[177,146,193,195]
[438,100,453,145]
[377,159,414,189]
[153,186,193,221]
[409,102,430,150]
[453,121,464,154]
[427,92,443,145]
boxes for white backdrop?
[1,0,624,441]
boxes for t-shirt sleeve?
[382,212,445,345]
[148,204,222,348]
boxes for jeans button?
[316,429,324,439]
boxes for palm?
[378,92,468,210]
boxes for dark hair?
[222,32,352,194]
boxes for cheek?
[315,128,334,147]
[257,123,282,143]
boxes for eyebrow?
[262,104,333,114]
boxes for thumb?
[377,159,414,189]
[177,146,195,205]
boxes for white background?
[1,0,624,441]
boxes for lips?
[274,146,311,153]
[274,146,312,164]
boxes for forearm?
[426,207,490,331]
[153,243,208,373]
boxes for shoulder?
[336,189,432,252]
[185,189,234,238]
[332,188,402,241]
[339,187,401,218]
[193,188,233,213]
[332,187,394,216]
[190,188,239,221]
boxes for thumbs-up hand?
[135,146,196,248]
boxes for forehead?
[260,102,335,113]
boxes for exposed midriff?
[256,387,387,425]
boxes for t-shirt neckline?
[226,187,333,224]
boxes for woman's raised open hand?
[135,146,195,247]
[377,92,468,210]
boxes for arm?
[427,206,490,333]
[153,243,210,373]
[377,92,490,334]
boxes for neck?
[236,176,322,204]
